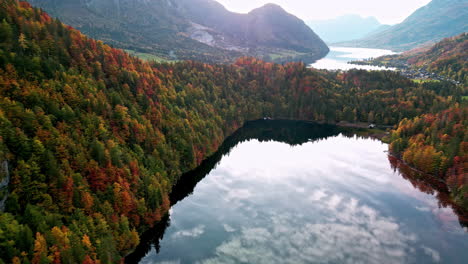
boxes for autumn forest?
[0,1,466,263]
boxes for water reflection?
[126,120,340,263]
[311,46,396,71]
[388,156,468,228]
[126,120,467,264]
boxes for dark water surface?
[126,121,467,264]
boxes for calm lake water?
[127,121,467,264]
[311,47,396,71]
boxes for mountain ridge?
[337,0,468,51]
[0,1,465,263]
[307,14,387,43]
[28,0,329,63]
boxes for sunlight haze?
[215,0,432,24]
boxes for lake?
[126,121,467,264]
[311,47,397,71]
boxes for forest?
[404,33,467,85]
[0,1,466,263]
[390,107,467,209]
[353,33,467,85]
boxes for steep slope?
[178,1,329,61]
[307,14,386,43]
[0,1,465,263]
[363,24,392,38]
[340,0,468,51]
[28,0,240,63]
[28,0,328,63]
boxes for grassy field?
[124,49,173,62]
[411,79,441,83]
[268,49,304,60]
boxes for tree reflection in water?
[388,155,468,228]
[125,120,467,264]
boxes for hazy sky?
[215,0,432,25]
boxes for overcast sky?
[215,0,432,25]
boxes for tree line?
[0,1,465,263]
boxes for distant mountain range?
[307,14,389,43]
[338,0,468,51]
[28,0,329,63]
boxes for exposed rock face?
[177,1,328,58]
[29,0,329,63]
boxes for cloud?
[140,257,181,264]
[422,246,441,263]
[308,189,327,201]
[198,192,442,264]
[225,188,253,202]
[223,224,236,233]
[172,225,205,239]
[415,206,431,212]
[160,136,449,264]
[326,194,342,210]
[154,261,180,264]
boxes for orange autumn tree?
[390,107,467,208]
[0,0,465,263]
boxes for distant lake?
[311,47,397,71]
[127,121,467,264]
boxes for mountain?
[307,14,387,43]
[363,24,392,37]
[27,0,239,62]
[0,1,465,263]
[339,0,468,51]
[28,0,329,63]
[179,1,329,60]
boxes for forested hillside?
[355,33,468,85]
[0,1,465,263]
[390,107,467,209]
[411,33,467,84]
[403,33,468,85]
[28,0,329,63]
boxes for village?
[397,66,461,85]
[350,59,461,85]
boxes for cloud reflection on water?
[137,134,466,264]
[198,189,441,264]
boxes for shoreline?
[124,119,467,262]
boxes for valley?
[0,0,465,263]
[311,46,396,71]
